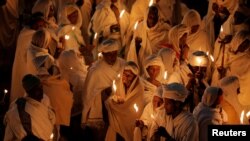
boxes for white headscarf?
[201,86,221,107]
[230,30,250,53]
[162,82,188,102]
[143,54,165,82]
[158,48,177,75]
[32,0,54,20]
[98,38,121,53]
[168,24,190,56]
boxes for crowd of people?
[0,0,250,141]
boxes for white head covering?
[31,29,51,49]
[201,86,222,107]
[188,51,209,67]
[58,4,82,28]
[162,83,188,102]
[154,86,163,98]
[181,9,201,29]
[230,30,250,53]
[143,54,165,82]
[168,24,190,55]
[98,38,121,53]
[158,48,177,74]
[32,0,54,20]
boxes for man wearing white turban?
[168,51,210,112]
[149,83,199,141]
[105,61,145,141]
[81,38,125,141]
[193,86,227,141]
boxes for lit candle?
[164,71,168,80]
[113,80,117,93]
[94,32,98,40]
[246,111,250,124]
[98,52,103,60]
[206,52,214,62]
[117,73,121,78]
[70,67,73,70]
[119,10,125,18]
[134,21,139,30]
[134,103,138,113]
[4,89,8,94]
[220,26,225,39]
[72,26,75,30]
[64,35,70,40]
[240,110,245,124]
[149,0,154,7]
[50,133,54,140]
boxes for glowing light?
[240,110,245,124]
[70,67,73,70]
[164,71,168,80]
[50,133,54,139]
[113,80,117,93]
[220,26,223,33]
[134,103,139,112]
[119,10,125,18]
[117,73,121,78]
[197,57,202,66]
[65,35,70,40]
[94,32,98,39]
[98,52,103,58]
[210,55,214,62]
[246,111,250,118]
[149,0,154,7]
[151,114,155,119]
[134,21,139,30]
[72,26,75,30]
[4,89,8,94]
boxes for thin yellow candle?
[119,10,125,18]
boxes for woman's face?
[147,65,161,79]
[122,70,136,88]
[67,10,78,25]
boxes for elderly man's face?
[102,50,118,65]
[147,6,159,28]
[122,69,136,89]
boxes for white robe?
[10,27,36,102]
[4,96,55,141]
[149,109,199,141]
[81,58,125,125]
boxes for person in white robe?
[226,30,250,106]
[218,76,243,124]
[88,0,130,59]
[81,38,125,140]
[157,48,179,80]
[193,86,228,141]
[57,4,86,54]
[203,0,238,49]
[105,61,145,141]
[26,29,56,76]
[149,82,199,141]
[168,51,210,112]
[133,86,164,141]
[181,9,210,58]
[32,0,58,30]
[160,24,190,65]
[141,54,165,104]
[10,13,47,103]
[4,74,55,141]
[127,4,170,71]
[58,49,88,116]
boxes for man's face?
[102,51,118,65]
[147,6,159,28]
[146,65,161,80]
[122,70,136,88]
[153,96,163,109]
[164,98,175,115]
[29,84,43,102]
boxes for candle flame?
[4,89,8,94]
[117,73,121,78]
[119,10,125,18]
[98,52,103,58]
[94,32,98,39]
[134,21,139,30]
[134,103,138,112]
[151,114,155,119]
[72,26,75,30]
[164,71,168,80]
[220,26,223,33]
[70,67,73,70]
[149,0,154,7]
[246,111,250,118]
[113,80,117,92]
[65,35,70,40]
[210,55,214,62]
[50,133,54,139]
[240,110,245,124]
